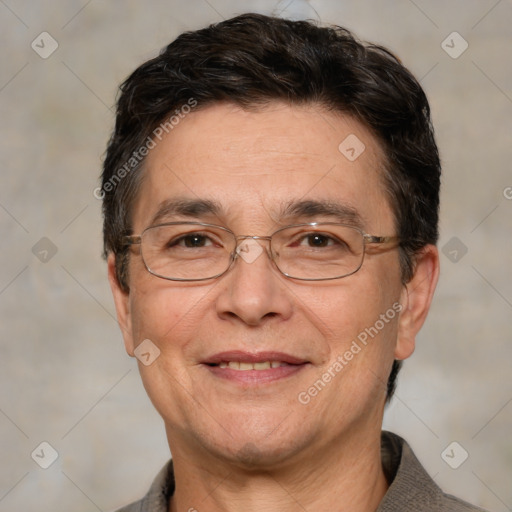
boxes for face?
[109,102,438,470]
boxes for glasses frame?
[122,221,400,282]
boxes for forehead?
[132,102,393,232]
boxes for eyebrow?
[149,198,222,226]
[148,197,364,229]
[280,199,365,228]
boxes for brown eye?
[305,234,331,247]
[181,234,208,247]
[167,233,214,249]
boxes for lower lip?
[204,364,308,384]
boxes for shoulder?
[379,432,489,512]
[112,501,142,512]
[440,493,488,511]
[110,460,174,512]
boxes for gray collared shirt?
[113,431,488,512]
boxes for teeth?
[253,361,271,370]
[221,361,283,371]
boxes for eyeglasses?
[123,221,400,282]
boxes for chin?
[234,441,288,468]
[195,417,315,471]
[211,438,304,471]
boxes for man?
[101,13,486,512]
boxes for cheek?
[313,269,399,336]
[128,251,210,340]
[127,284,210,421]
[310,264,402,374]
[128,279,208,354]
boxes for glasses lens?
[138,222,365,281]
[272,224,364,280]
[141,223,234,280]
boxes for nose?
[215,239,293,327]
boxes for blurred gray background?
[0,1,511,510]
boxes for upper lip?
[202,351,308,365]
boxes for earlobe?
[107,254,135,356]
[394,245,440,360]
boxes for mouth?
[202,351,310,384]
[217,360,286,370]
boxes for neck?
[168,427,388,512]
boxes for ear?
[108,254,135,357]
[395,245,439,360]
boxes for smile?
[218,361,285,370]
[202,351,309,384]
